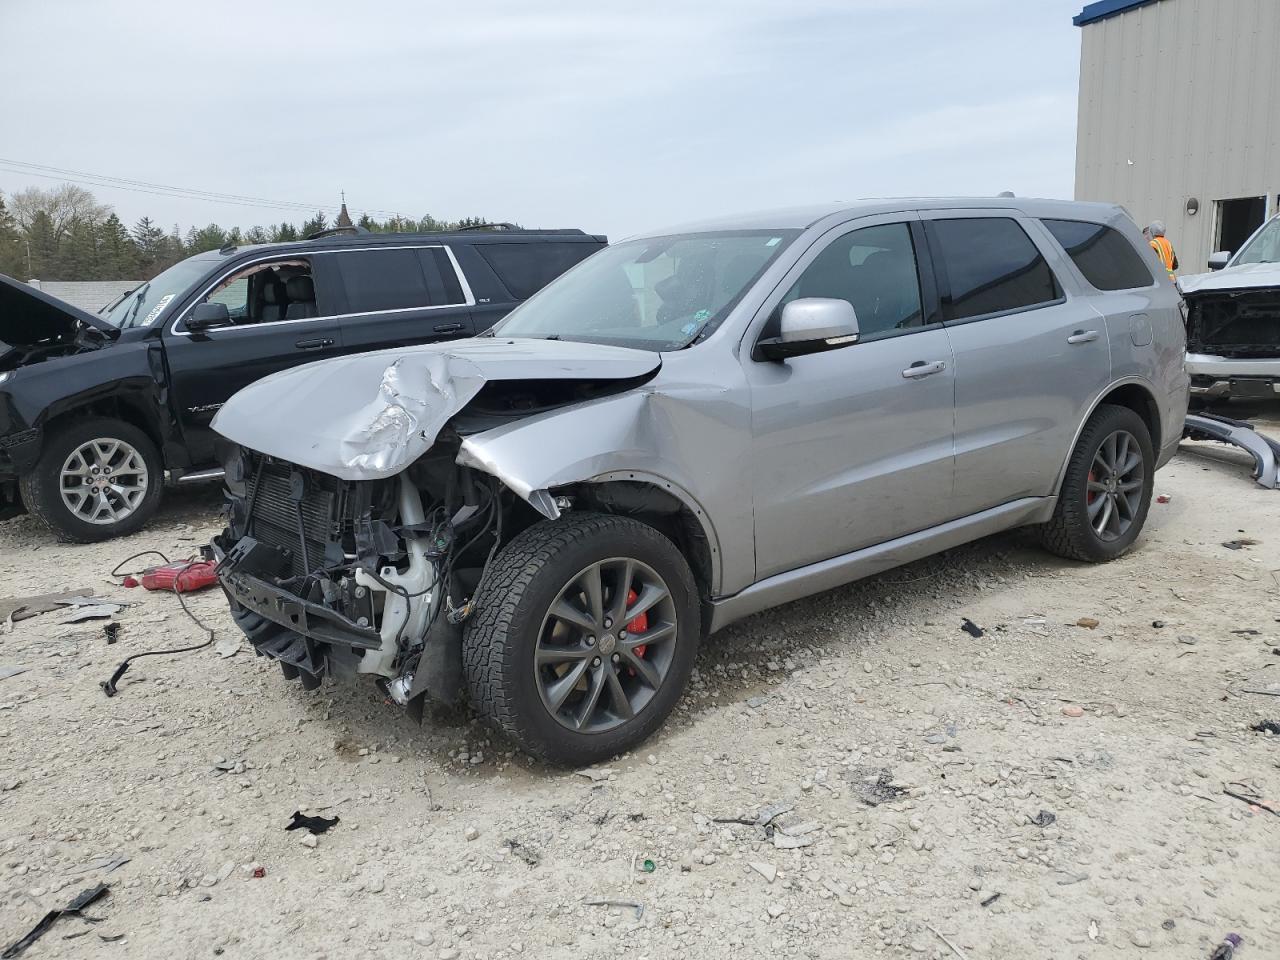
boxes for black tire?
[1038,404,1154,562]
[462,512,700,766]
[18,417,163,543]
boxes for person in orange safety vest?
[1143,220,1178,279]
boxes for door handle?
[902,360,946,379]
[295,337,334,350]
[433,322,465,334]
[1067,329,1100,344]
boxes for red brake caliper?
[625,588,648,672]
[1087,469,1098,504]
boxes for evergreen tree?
[0,193,26,278]
[99,214,139,278]
[188,224,229,253]
[25,210,58,279]
[300,211,327,237]
[132,216,167,276]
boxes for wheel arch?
[1054,377,1161,497]
[41,390,169,467]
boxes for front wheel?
[18,417,163,542]
[462,512,700,765]
[1038,403,1154,562]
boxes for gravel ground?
[2,415,1280,959]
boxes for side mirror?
[187,301,231,332]
[1207,251,1232,271]
[755,298,860,361]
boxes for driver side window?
[771,223,924,342]
[197,259,318,327]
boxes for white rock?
[749,861,778,884]
[464,825,480,842]
[299,833,318,849]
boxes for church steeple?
[336,190,353,228]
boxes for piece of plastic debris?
[1152,620,1166,628]
[121,576,139,588]
[503,839,540,867]
[1076,617,1100,629]
[97,933,125,943]
[1061,705,1085,718]
[66,855,130,876]
[0,665,30,681]
[252,867,266,879]
[960,618,984,638]
[1250,720,1280,735]
[61,603,124,624]
[1,882,109,959]
[285,811,339,835]
[1029,809,1057,827]
[584,899,643,920]
[103,623,121,644]
[139,559,218,593]
[575,767,615,782]
[1223,539,1260,551]
[1156,494,1171,504]
[1210,933,1243,959]
[641,858,656,873]
[749,861,777,884]
[980,892,1002,907]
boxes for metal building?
[1074,0,1280,273]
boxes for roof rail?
[456,222,521,232]
[306,225,371,241]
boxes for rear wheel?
[19,417,163,542]
[462,512,700,765]
[1038,404,1154,562]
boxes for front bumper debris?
[1183,412,1280,489]
[1186,353,1280,399]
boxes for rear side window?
[476,241,600,300]
[930,217,1060,321]
[1042,219,1154,290]
[336,249,431,313]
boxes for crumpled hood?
[211,337,661,480]
[0,272,120,345]
[1178,262,1280,295]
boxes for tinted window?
[1042,219,1153,290]
[774,222,924,340]
[931,218,1059,321]
[337,249,431,313]
[477,241,600,300]
[429,248,466,304]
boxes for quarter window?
[476,242,599,300]
[775,222,924,341]
[1042,219,1153,290]
[337,249,432,313]
[930,218,1060,321]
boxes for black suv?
[0,227,605,541]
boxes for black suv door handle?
[433,322,465,334]
[295,337,334,350]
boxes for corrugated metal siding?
[1075,0,1280,272]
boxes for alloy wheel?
[1086,429,1145,542]
[534,557,679,734]
[59,437,149,525]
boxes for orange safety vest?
[1149,236,1177,278]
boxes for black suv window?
[1042,219,1154,290]
[930,217,1060,321]
[774,222,924,341]
[476,242,598,300]
[336,249,433,313]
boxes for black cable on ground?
[100,555,218,697]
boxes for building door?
[1216,197,1267,255]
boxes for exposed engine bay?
[1184,288,1280,358]
[0,334,105,372]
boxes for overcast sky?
[2,0,1087,239]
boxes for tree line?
[0,184,495,282]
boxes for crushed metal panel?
[1183,413,1280,489]
[211,338,660,480]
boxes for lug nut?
[592,657,601,667]
[586,636,596,646]
[603,617,613,629]
[611,653,620,664]
[618,630,627,640]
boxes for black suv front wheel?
[463,512,700,765]
[19,417,163,542]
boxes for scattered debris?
[1229,628,1260,636]
[1209,933,1243,960]
[503,839,540,867]
[213,635,241,659]
[103,623,121,644]
[1249,720,1280,734]
[1240,687,1280,698]
[1061,705,1085,718]
[58,598,125,623]
[1,882,109,959]
[748,861,777,884]
[1156,494,1172,504]
[575,767,615,782]
[0,665,30,682]
[1152,620,1166,628]
[285,811,339,835]
[846,767,908,807]
[960,618,984,638]
[584,899,643,920]
[298,833,318,849]
[464,825,480,841]
[1222,786,1280,816]
[1075,617,1100,629]
[1223,539,1261,551]
[1184,412,1280,489]
[925,922,970,960]
[821,876,854,907]
[773,832,814,850]
[980,892,1002,908]
[640,858,655,873]
[1029,809,1057,827]
[65,855,130,876]
[97,933,125,943]
[251,867,266,879]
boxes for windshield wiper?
[124,283,151,327]
[98,287,137,315]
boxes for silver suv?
[211,198,1188,765]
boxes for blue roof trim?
[1074,0,1161,27]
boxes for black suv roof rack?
[306,225,373,241]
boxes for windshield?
[99,256,218,328]
[1234,216,1280,266]
[493,230,799,350]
